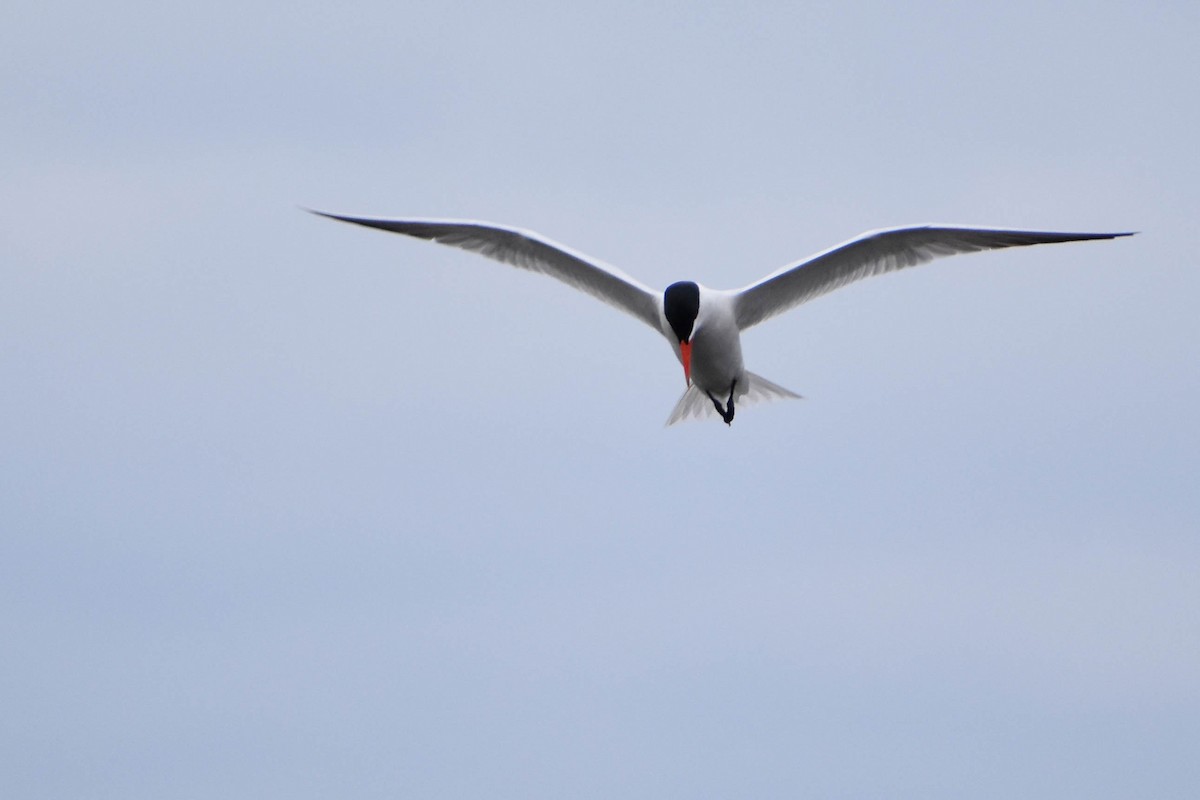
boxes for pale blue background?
[3,2,1197,798]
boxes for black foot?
[706,380,738,425]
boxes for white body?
[668,288,744,397]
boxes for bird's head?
[663,281,700,384]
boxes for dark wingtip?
[304,209,394,232]
[305,208,352,222]
[1062,230,1138,241]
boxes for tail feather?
[665,384,721,425]
[665,371,801,426]
[741,370,802,405]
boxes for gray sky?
[3,2,1198,798]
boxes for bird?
[311,210,1133,425]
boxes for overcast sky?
[3,2,1198,798]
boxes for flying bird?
[312,211,1133,425]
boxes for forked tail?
[665,371,801,426]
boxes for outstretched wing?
[311,211,663,332]
[734,226,1135,331]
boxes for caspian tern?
[312,211,1132,425]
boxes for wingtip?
[304,207,344,221]
[305,209,383,229]
[1082,230,1138,240]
